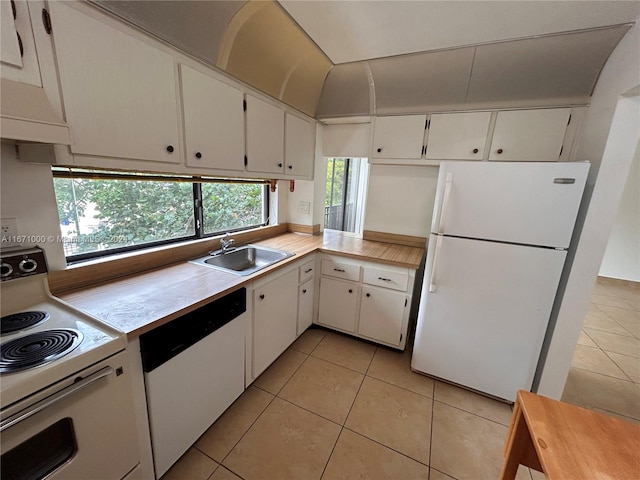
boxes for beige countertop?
[58,231,425,338]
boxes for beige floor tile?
[597,305,640,338]
[577,330,598,348]
[291,328,326,354]
[571,344,629,380]
[429,469,456,480]
[592,281,640,301]
[345,376,432,464]
[530,468,547,480]
[591,293,638,311]
[607,351,640,383]
[160,448,218,480]
[196,386,273,462]
[584,328,640,358]
[583,304,635,336]
[430,402,530,480]
[561,368,640,420]
[223,398,340,480]
[279,355,364,424]
[311,331,377,373]
[253,348,307,394]
[367,347,434,398]
[433,381,513,426]
[322,429,429,480]
[210,466,243,480]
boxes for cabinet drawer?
[363,267,408,291]
[321,259,361,281]
[299,260,316,284]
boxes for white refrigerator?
[411,161,589,402]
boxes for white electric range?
[0,246,141,480]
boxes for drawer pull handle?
[259,294,265,300]
[348,289,353,293]
[334,268,345,272]
[378,277,392,282]
[366,293,371,298]
[302,289,307,294]
[304,268,313,273]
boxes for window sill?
[48,224,288,295]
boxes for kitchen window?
[52,168,269,262]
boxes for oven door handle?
[0,366,114,432]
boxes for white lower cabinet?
[358,286,407,346]
[316,255,414,349]
[298,280,315,335]
[317,277,360,332]
[252,268,298,378]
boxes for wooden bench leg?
[500,404,541,479]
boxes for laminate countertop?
[58,231,425,338]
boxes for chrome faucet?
[220,233,235,252]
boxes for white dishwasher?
[139,288,247,478]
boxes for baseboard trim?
[597,276,640,288]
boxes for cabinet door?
[372,115,426,159]
[181,65,244,171]
[425,112,491,160]
[317,277,359,333]
[246,95,285,174]
[358,286,407,346]
[285,113,315,178]
[298,279,315,336]
[488,109,570,162]
[253,269,298,377]
[50,3,180,163]
[1,0,41,86]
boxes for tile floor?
[162,279,639,480]
[561,279,640,422]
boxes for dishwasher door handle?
[0,366,114,432]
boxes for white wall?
[0,141,66,270]
[363,165,438,237]
[599,149,640,281]
[536,20,640,398]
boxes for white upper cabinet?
[284,113,315,178]
[488,108,571,161]
[1,0,41,86]
[372,115,427,159]
[180,64,244,171]
[245,95,285,174]
[49,2,181,163]
[425,112,492,160]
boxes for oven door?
[0,351,140,480]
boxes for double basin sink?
[190,245,294,276]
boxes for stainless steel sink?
[190,245,294,275]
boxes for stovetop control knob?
[1,262,13,278]
[19,258,38,273]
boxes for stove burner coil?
[1,311,50,335]
[0,329,83,373]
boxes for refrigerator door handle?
[435,172,454,234]
[429,234,444,293]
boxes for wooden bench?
[500,390,640,479]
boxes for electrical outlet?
[299,201,311,214]
[1,218,20,247]
[1,218,18,238]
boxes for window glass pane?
[325,158,366,233]
[202,183,265,235]
[53,177,195,257]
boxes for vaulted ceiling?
[94,1,640,118]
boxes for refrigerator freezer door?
[411,235,566,401]
[431,161,589,248]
